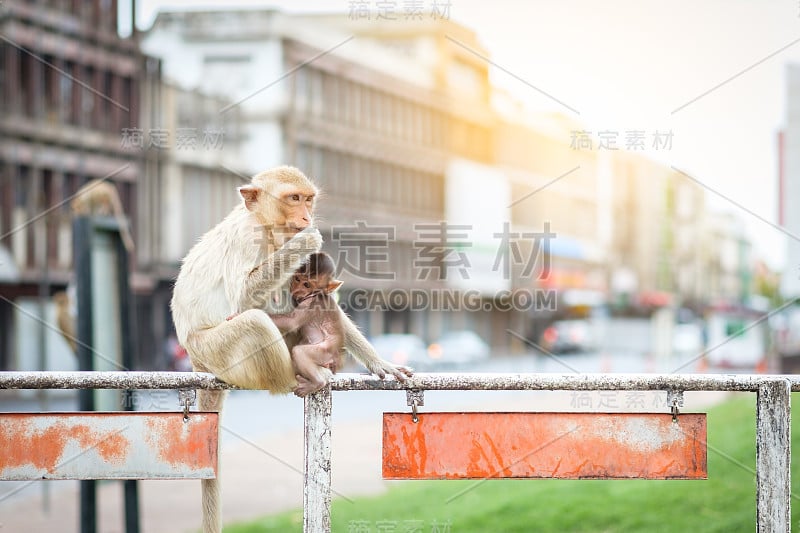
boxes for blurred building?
[143,10,518,350]
[703,211,754,305]
[670,170,711,308]
[0,2,247,373]
[134,82,245,369]
[0,1,153,372]
[608,153,709,312]
[494,106,607,341]
[780,64,800,299]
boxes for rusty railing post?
[756,378,791,532]
[303,384,332,533]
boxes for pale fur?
[172,166,321,533]
[53,291,76,353]
[170,165,413,533]
[71,179,135,252]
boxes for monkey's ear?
[238,185,260,211]
[326,280,343,293]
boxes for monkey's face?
[290,273,343,304]
[290,273,327,302]
[274,190,315,244]
[239,171,318,247]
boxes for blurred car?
[539,319,597,354]
[427,330,491,368]
[672,322,704,355]
[369,333,432,370]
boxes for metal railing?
[0,371,795,532]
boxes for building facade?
[781,64,800,299]
[143,10,515,351]
[0,2,247,374]
[0,0,151,372]
[608,152,713,312]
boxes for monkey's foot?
[292,374,325,397]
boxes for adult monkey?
[170,166,412,533]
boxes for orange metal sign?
[383,412,707,480]
[0,412,218,480]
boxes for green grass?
[226,394,800,532]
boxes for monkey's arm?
[338,308,413,382]
[237,227,322,311]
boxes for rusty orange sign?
[383,412,707,480]
[0,412,218,480]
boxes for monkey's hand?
[283,226,323,256]
[240,227,323,311]
[340,309,414,382]
[364,359,414,382]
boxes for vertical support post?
[74,216,96,533]
[123,479,139,533]
[756,379,791,532]
[116,218,139,533]
[304,385,332,533]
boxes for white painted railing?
[0,371,795,532]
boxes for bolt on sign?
[0,412,218,480]
[383,412,707,480]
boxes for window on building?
[326,150,338,188]
[59,61,73,123]
[202,54,253,97]
[310,68,323,117]
[380,93,391,136]
[121,76,132,125]
[101,71,113,131]
[296,143,311,173]
[322,72,335,121]
[312,146,325,185]
[0,45,6,114]
[82,66,95,127]
[20,52,32,117]
[446,59,484,100]
[431,111,443,149]
[337,150,348,190]
[294,66,309,114]
[361,86,371,131]
[420,107,431,146]
[100,0,114,34]
[339,78,350,125]
[69,63,82,125]
[183,169,213,247]
[351,82,361,127]
[350,156,362,199]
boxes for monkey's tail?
[120,227,135,254]
[201,478,221,533]
[107,184,135,253]
[199,389,226,533]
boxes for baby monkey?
[269,252,346,397]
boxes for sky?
[131,0,800,271]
